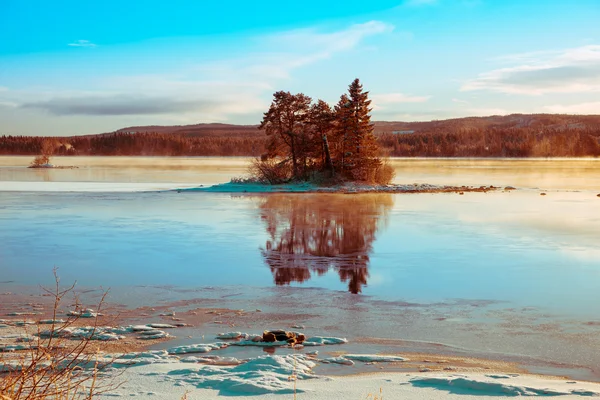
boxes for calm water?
[1,156,600,376]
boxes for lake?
[1,156,600,379]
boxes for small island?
[248,78,395,186]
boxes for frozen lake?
[1,156,600,378]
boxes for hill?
[1,114,600,157]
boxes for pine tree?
[333,94,353,175]
[347,78,380,180]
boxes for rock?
[540,192,547,196]
[504,186,516,190]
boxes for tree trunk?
[322,134,334,176]
[290,137,298,179]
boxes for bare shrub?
[248,157,293,184]
[0,270,121,399]
[29,155,51,168]
[372,159,396,185]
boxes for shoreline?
[2,291,598,384]
[176,181,505,194]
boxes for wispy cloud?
[462,45,600,95]
[68,40,97,48]
[11,21,393,121]
[544,101,600,114]
[371,93,430,110]
[247,21,394,79]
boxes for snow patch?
[38,326,125,341]
[168,342,229,355]
[165,354,316,395]
[216,332,248,340]
[303,336,348,346]
[322,357,355,366]
[67,309,100,318]
[410,376,600,396]
[343,354,408,362]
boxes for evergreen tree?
[346,78,380,180]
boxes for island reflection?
[258,194,393,293]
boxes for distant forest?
[2,114,600,157]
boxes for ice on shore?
[38,326,125,341]
[165,354,317,395]
[322,356,355,366]
[410,375,600,396]
[168,342,229,355]
[147,323,177,329]
[321,354,407,365]
[216,332,249,340]
[67,309,100,318]
[181,356,245,366]
[304,336,348,346]
[343,354,408,362]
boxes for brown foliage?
[0,270,121,399]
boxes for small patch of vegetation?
[0,270,121,399]
[28,140,55,168]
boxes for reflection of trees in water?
[259,194,393,293]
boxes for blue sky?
[1,0,599,136]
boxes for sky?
[0,0,599,136]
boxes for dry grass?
[0,270,122,399]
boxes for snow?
[38,326,125,341]
[180,356,245,366]
[94,356,600,399]
[163,354,317,395]
[322,356,355,366]
[147,323,177,329]
[168,342,229,355]
[343,354,408,362]
[216,332,248,340]
[138,331,171,340]
[303,336,348,346]
[67,308,100,318]
[410,374,600,396]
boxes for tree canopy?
[256,78,394,185]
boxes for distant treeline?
[0,132,266,156]
[379,126,600,157]
[2,125,600,157]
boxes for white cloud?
[462,45,600,95]
[543,102,600,115]
[68,40,97,48]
